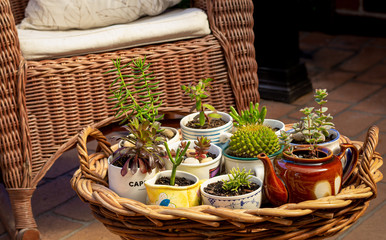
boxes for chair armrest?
[0,0,32,189]
[193,0,259,110]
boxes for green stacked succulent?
[228,124,280,158]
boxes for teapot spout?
[257,153,288,206]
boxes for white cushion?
[17,8,211,60]
[19,0,181,30]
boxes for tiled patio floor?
[0,31,385,239]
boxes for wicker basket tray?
[71,125,383,239]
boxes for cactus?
[228,124,280,158]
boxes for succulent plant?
[111,118,165,176]
[229,102,267,127]
[194,136,211,161]
[108,56,163,125]
[280,89,335,158]
[228,124,280,158]
[222,168,253,193]
[181,78,221,126]
[292,89,334,145]
[164,141,191,186]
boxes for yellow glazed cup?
[145,170,201,208]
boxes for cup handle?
[219,132,232,143]
[337,143,359,184]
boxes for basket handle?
[358,125,379,200]
[77,126,113,180]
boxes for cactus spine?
[229,124,280,158]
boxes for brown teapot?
[257,143,359,206]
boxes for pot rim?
[108,153,161,173]
[287,128,340,145]
[222,145,284,161]
[200,174,262,200]
[167,140,222,167]
[145,170,199,190]
[180,111,233,133]
[282,145,333,163]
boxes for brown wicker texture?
[0,0,259,238]
[71,125,382,240]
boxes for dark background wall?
[254,0,386,103]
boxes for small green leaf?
[208,113,222,119]
[203,103,215,111]
[199,111,205,126]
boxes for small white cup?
[164,140,222,180]
[108,156,157,203]
[200,174,263,209]
[222,146,283,180]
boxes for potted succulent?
[258,91,360,205]
[180,78,233,145]
[219,102,285,148]
[229,102,285,135]
[145,142,201,208]
[109,56,179,146]
[200,168,263,209]
[281,89,347,167]
[108,118,165,203]
[222,124,283,180]
[164,136,222,180]
[107,56,180,203]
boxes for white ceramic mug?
[222,146,283,180]
[200,174,263,209]
[164,140,222,180]
[180,111,233,145]
[108,156,157,203]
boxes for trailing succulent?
[228,124,280,158]
[110,118,165,176]
[108,56,163,125]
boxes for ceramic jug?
[257,143,359,206]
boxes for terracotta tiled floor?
[0,31,385,239]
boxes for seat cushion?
[17,8,210,60]
[19,0,181,30]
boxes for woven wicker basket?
[71,125,383,239]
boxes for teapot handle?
[337,143,359,184]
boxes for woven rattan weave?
[0,0,259,238]
[71,125,382,240]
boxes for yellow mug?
[145,170,201,208]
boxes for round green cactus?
[228,124,280,158]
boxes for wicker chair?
[0,0,258,239]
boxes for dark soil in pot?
[111,157,128,168]
[206,152,217,159]
[186,118,227,129]
[155,176,195,186]
[292,149,328,159]
[204,181,260,197]
[268,126,280,132]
